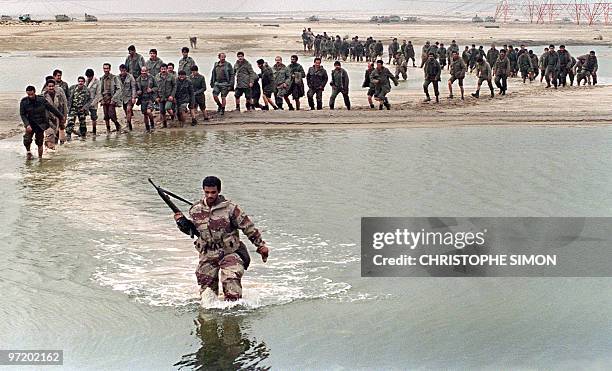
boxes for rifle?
[148,178,199,237]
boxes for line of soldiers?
[19,40,600,159]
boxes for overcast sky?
[4,0,496,15]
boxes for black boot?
[471,91,479,98]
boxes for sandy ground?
[1,19,611,140]
[0,20,611,56]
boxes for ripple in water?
[92,225,358,311]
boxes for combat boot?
[435,96,439,103]
[490,89,495,98]
[235,103,241,112]
[384,101,391,110]
[379,104,384,110]
[287,102,295,111]
[423,94,431,102]
[471,91,480,98]
[191,118,197,126]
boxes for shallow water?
[1,126,611,369]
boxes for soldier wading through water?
[173,176,270,301]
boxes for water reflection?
[175,311,270,370]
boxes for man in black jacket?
[20,86,64,160]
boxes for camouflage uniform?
[125,53,146,78]
[188,195,265,300]
[66,85,92,136]
[179,56,196,76]
[272,62,291,108]
[306,65,328,110]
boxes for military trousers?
[423,80,440,97]
[494,74,508,92]
[544,66,558,87]
[67,109,87,136]
[195,249,245,301]
[329,88,350,110]
[307,88,323,109]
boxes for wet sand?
[1,19,611,139]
